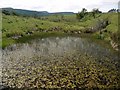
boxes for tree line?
[76,8,119,21]
[76,8,102,20]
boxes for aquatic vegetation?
[2,37,120,89]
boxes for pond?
[2,36,120,89]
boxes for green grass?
[2,12,119,48]
[15,32,68,43]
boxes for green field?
[1,12,119,50]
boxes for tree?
[108,9,118,13]
[82,8,87,14]
[117,9,119,12]
[76,12,84,20]
[92,8,102,14]
[2,10,10,15]
[76,8,88,20]
[91,8,102,18]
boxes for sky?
[0,0,119,12]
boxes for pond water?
[2,36,120,89]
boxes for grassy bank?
[2,12,119,50]
[2,11,120,89]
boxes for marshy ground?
[2,37,120,89]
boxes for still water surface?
[2,36,120,88]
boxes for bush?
[2,10,10,15]
[76,8,88,20]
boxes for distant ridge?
[51,12,74,15]
[2,8,75,17]
[2,8,49,17]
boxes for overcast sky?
[0,0,119,12]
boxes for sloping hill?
[2,8,74,17]
[2,8,49,17]
[1,9,119,50]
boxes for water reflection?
[3,36,118,61]
[2,36,119,89]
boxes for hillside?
[1,11,119,51]
[2,8,74,17]
[1,8,120,89]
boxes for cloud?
[0,0,119,12]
